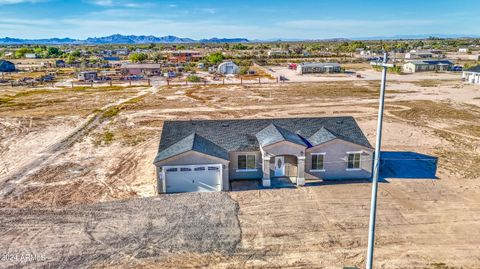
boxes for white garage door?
[164,164,222,193]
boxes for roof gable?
[308,127,337,146]
[154,132,228,163]
[465,65,480,73]
[256,123,307,147]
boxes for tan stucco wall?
[263,141,306,157]
[228,151,263,180]
[305,139,373,180]
[154,151,230,193]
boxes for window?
[347,153,361,169]
[208,166,219,171]
[180,167,192,172]
[237,154,256,170]
[166,168,178,172]
[194,167,205,171]
[311,153,325,171]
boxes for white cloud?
[0,0,43,4]
[89,0,152,8]
[90,0,113,6]
[198,8,217,14]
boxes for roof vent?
[336,120,344,124]
[221,123,229,127]
[191,122,196,125]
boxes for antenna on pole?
[366,52,394,269]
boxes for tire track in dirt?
[0,86,159,199]
[383,104,480,141]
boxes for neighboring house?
[103,56,120,61]
[166,50,202,63]
[153,117,374,194]
[77,71,98,81]
[405,51,431,59]
[462,65,480,85]
[297,62,341,74]
[267,50,289,57]
[458,48,469,53]
[120,63,162,76]
[217,61,239,75]
[405,50,443,59]
[25,53,40,59]
[114,49,129,55]
[0,60,15,72]
[55,60,66,68]
[103,57,122,68]
[402,60,453,73]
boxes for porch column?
[297,156,305,186]
[262,156,271,187]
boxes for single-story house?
[267,50,289,57]
[402,60,453,73]
[217,61,239,75]
[405,50,444,59]
[24,53,40,59]
[153,117,374,193]
[103,56,121,61]
[0,60,15,72]
[166,50,202,63]
[77,71,98,81]
[297,62,341,74]
[405,52,432,59]
[462,65,480,85]
[120,63,162,76]
[55,60,66,68]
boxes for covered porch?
[261,151,306,188]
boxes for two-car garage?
[161,164,223,193]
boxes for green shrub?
[186,75,202,83]
[102,106,120,118]
[103,131,114,144]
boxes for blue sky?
[0,0,478,39]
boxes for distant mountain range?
[0,34,249,45]
[1,34,478,45]
[351,34,480,40]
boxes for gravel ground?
[0,192,241,269]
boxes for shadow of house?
[379,151,438,180]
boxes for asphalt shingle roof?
[408,59,453,65]
[0,60,15,72]
[465,65,480,73]
[155,117,372,162]
[308,127,337,146]
[256,123,307,147]
[154,132,229,163]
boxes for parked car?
[452,66,463,72]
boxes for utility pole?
[366,52,394,269]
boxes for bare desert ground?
[0,75,479,268]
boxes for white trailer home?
[296,62,341,74]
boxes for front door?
[274,156,286,177]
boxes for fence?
[0,76,289,88]
[0,79,152,88]
[165,76,282,86]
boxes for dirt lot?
[0,75,479,268]
[0,193,240,268]
[265,65,462,83]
